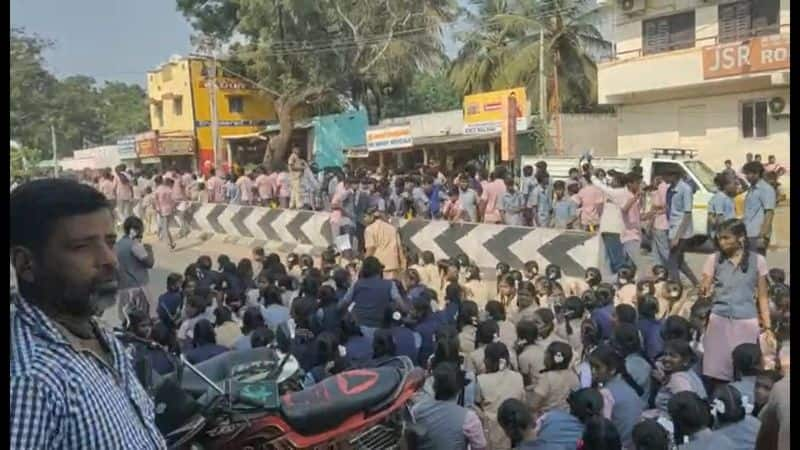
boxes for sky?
[11,0,195,86]
[11,0,466,87]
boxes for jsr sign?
[703,34,790,80]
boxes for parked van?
[520,148,719,242]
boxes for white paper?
[335,234,351,252]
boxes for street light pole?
[50,123,58,178]
[539,26,546,129]
[209,52,221,170]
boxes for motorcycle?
[115,330,426,450]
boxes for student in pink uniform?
[255,167,272,207]
[480,167,507,224]
[154,176,176,250]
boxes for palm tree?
[449,0,611,113]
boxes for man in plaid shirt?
[10,179,166,449]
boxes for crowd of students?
[119,217,789,449]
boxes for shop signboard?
[703,34,790,80]
[158,138,195,156]
[135,131,159,158]
[366,125,413,151]
[116,135,137,159]
[463,87,528,134]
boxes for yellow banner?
[463,87,528,134]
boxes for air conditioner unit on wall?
[620,0,645,15]
[768,96,790,118]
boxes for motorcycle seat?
[280,367,402,435]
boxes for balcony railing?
[599,23,789,63]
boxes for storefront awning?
[346,129,532,153]
[222,132,268,141]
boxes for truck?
[520,148,720,244]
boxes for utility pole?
[208,49,221,170]
[539,26,547,130]
[50,123,58,178]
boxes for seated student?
[497,399,535,449]
[261,285,291,332]
[410,362,487,450]
[637,295,664,362]
[753,369,782,417]
[709,384,760,450]
[213,305,243,349]
[653,339,708,414]
[404,268,429,304]
[497,273,520,314]
[381,310,419,361]
[612,323,653,409]
[340,313,372,367]
[656,280,692,320]
[576,319,603,389]
[614,265,638,306]
[729,343,762,402]
[232,306,266,351]
[554,296,585,359]
[580,417,622,450]
[467,320,517,375]
[636,279,656,302]
[412,290,443,367]
[523,260,540,284]
[148,322,178,375]
[588,344,644,447]
[438,282,462,325]
[457,300,480,355]
[184,319,228,365]
[613,303,638,327]
[591,283,616,341]
[157,273,184,331]
[510,285,538,326]
[312,285,341,336]
[367,328,399,367]
[529,341,580,417]
[631,419,671,450]
[463,265,490,309]
[422,326,478,407]
[304,331,349,386]
[416,251,440,295]
[249,326,274,348]
[177,290,216,343]
[475,342,526,450]
[486,300,517,351]
[524,387,606,450]
[668,391,734,449]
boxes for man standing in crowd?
[458,174,479,222]
[480,167,506,224]
[594,171,644,272]
[288,146,306,209]
[10,179,167,449]
[664,167,698,285]
[572,165,605,232]
[205,168,223,203]
[363,207,405,279]
[647,175,671,268]
[302,162,321,210]
[114,165,134,227]
[742,161,776,256]
[112,216,154,323]
[154,176,176,250]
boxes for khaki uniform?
[475,369,526,450]
[364,219,404,274]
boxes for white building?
[597,0,789,170]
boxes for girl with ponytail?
[529,341,579,416]
[588,344,644,447]
[667,391,733,449]
[653,339,708,414]
[612,323,654,408]
[555,295,586,358]
[497,398,533,449]
[457,300,480,354]
[520,388,606,449]
[709,384,760,449]
[475,342,525,450]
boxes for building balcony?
[598,26,790,105]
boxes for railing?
[598,23,789,63]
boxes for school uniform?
[520,410,584,450]
[458,325,477,354]
[532,369,579,414]
[466,345,519,376]
[701,251,768,381]
[729,375,757,402]
[708,192,736,238]
[625,353,653,408]
[715,415,760,450]
[517,334,561,389]
[654,369,708,413]
[638,318,664,361]
[531,183,554,227]
[605,375,644,447]
[743,179,776,255]
[476,368,526,450]
[678,428,735,450]
[499,190,525,226]
[552,197,578,229]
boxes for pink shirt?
[99,179,116,200]
[703,253,768,278]
[237,176,254,202]
[572,185,605,227]
[206,176,222,203]
[255,174,272,199]
[155,185,175,215]
[481,179,506,224]
[277,172,291,198]
[596,183,641,243]
[113,174,132,201]
[171,177,185,201]
[651,182,669,231]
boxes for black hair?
[445,282,462,303]
[465,265,481,281]
[332,268,351,290]
[663,339,698,372]
[213,305,234,324]
[636,280,655,297]
[534,308,555,337]
[585,267,602,287]
[524,260,540,276]
[250,326,274,348]
[458,300,480,332]
[241,306,265,333]
[167,273,184,290]
[360,256,384,278]
[638,294,660,320]
[476,320,499,346]
[123,216,144,237]
[10,179,111,256]
[192,319,217,347]
[732,343,762,380]
[421,251,435,265]
[710,384,747,425]
[497,398,532,448]
[372,328,397,359]
[661,316,692,342]
[581,417,622,450]
[515,320,539,354]
[651,265,668,281]
[432,362,462,401]
[568,388,605,423]
[553,180,566,190]
[595,283,615,306]
[430,327,463,369]
[614,304,638,325]
[668,391,712,443]
[151,321,177,349]
[590,344,644,396]
[299,276,321,298]
[484,342,510,373]
[291,296,317,330]
[631,419,670,450]
[485,300,506,322]
[741,161,764,177]
[542,341,573,372]
[261,285,282,306]
[563,296,584,336]
[340,313,363,339]
[767,268,786,285]
[318,285,337,307]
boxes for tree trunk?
[263,87,329,170]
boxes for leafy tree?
[98,82,150,140]
[450,0,611,113]
[177,0,459,168]
[11,27,57,152]
[50,75,106,152]
[383,69,462,117]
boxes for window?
[719,0,779,44]
[173,96,183,116]
[742,100,768,138]
[162,66,173,82]
[154,103,163,127]
[228,96,244,113]
[643,11,695,55]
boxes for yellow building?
[598,0,790,171]
[144,56,277,173]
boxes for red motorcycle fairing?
[191,366,426,449]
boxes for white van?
[520,149,720,242]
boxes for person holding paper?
[363,207,405,280]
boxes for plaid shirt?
[10,296,167,449]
